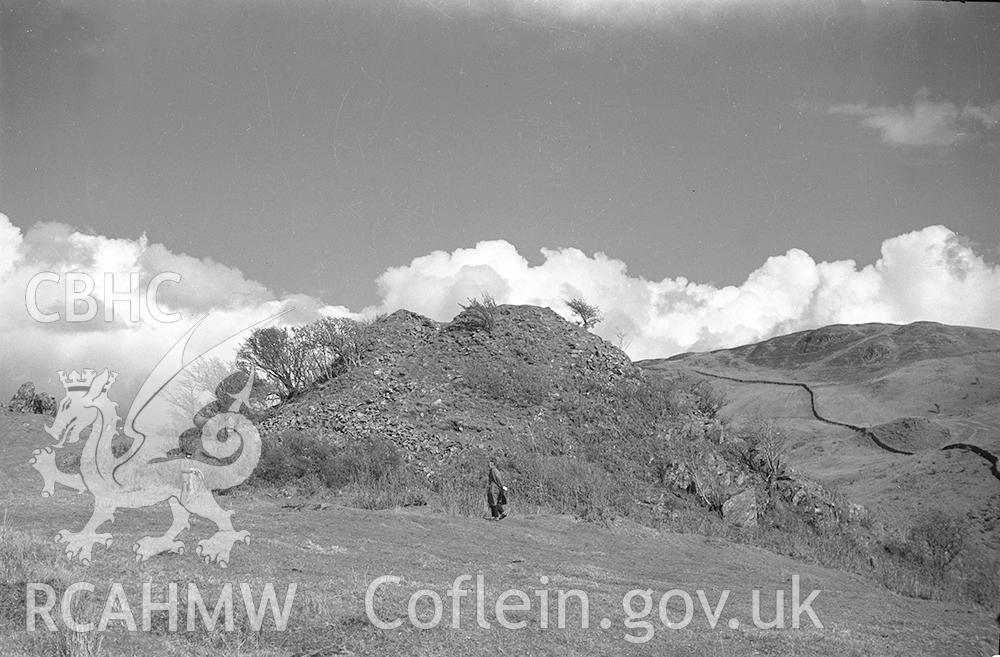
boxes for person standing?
[486,460,509,520]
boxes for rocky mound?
[260,305,637,472]
[6,382,55,416]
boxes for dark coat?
[487,464,507,507]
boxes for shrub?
[425,443,635,522]
[905,509,968,574]
[297,316,374,376]
[453,294,498,332]
[253,429,337,487]
[350,469,429,510]
[738,416,789,487]
[252,429,406,491]
[335,436,404,485]
[689,469,729,513]
[505,449,635,521]
[429,448,490,517]
[688,379,727,418]
[431,472,486,518]
[237,318,373,399]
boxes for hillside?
[639,321,1000,556]
[3,309,1000,655]
[2,409,998,656]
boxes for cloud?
[403,0,763,24]
[2,212,998,405]
[830,88,1000,146]
[405,0,912,26]
[0,214,347,403]
[368,226,1000,359]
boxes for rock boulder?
[722,489,758,529]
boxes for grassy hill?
[639,321,1000,561]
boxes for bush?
[737,416,789,487]
[453,294,498,332]
[689,469,729,513]
[253,429,337,487]
[429,448,491,517]
[426,443,635,522]
[252,429,406,491]
[237,318,373,399]
[350,469,429,510]
[297,316,374,376]
[688,379,727,418]
[905,509,968,574]
[502,446,636,521]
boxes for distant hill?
[639,321,1000,553]
[655,320,1000,380]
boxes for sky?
[0,0,998,401]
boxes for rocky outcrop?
[7,382,56,416]
[722,489,758,528]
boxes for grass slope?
[2,406,998,656]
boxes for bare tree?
[161,357,234,427]
[237,326,313,399]
[740,416,788,488]
[236,317,373,399]
[614,328,632,351]
[298,316,371,380]
[565,297,603,330]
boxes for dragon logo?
[27,318,268,568]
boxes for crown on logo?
[57,369,117,392]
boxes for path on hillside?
[692,369,1000,482]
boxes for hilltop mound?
[260,305,638,471]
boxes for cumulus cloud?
[0,214,347,403]
[368,226,1000,359]
[2,212,998,405]
[830,88,1000,146]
